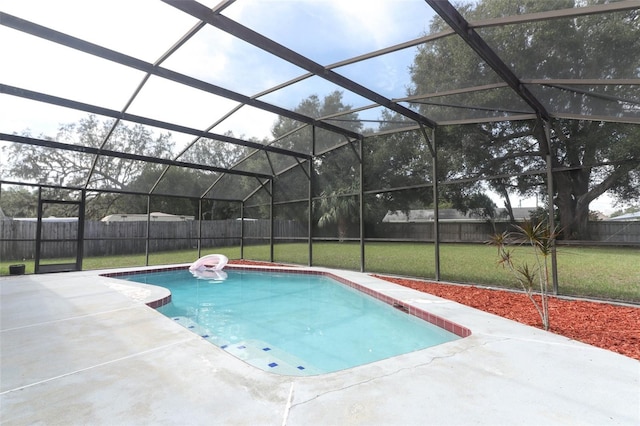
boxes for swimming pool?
[120,267,466,376]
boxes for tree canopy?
[410,0,640,238]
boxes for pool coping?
[101,264,471,338]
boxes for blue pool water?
[122,269,460,375]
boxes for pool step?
[170,316,321,376]
[222,339,322,376]
[170,316,225,345]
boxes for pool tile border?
[146,295,172,309]
[325,271,472,338]
[102,265,471,338]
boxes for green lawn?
[2,242,638,302]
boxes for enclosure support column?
[308,126,315,266]
[421,125,440,280]
[432,128,440,281]
[307,163,313,266]
[269,179,274,263]
[544,120,559,294]
[34,187,43,273]
[197,199,203,258]
[145,195,151,266]
[359,137,365,272]
[77,189,86,271]
[240,201,245,259]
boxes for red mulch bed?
[229,260,639,361]
[373,275,640,361]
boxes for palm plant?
[317,187,358,242]
[489,221,558,330]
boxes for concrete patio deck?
[1,266,638,425]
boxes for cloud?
[330,0,429,49]
[222,0,431,62]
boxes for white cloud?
[330,0,428,49]
[222,0,432,61]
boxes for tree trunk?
[337,217,348,242]
[499,185,516,223]
[541,121,597,240]
[574,201,591,241]
[553,169,591,240]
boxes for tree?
[270,91,363,236]
[317,184,358,241]
[2,115,175,219]
[3,115,174,189]
[363,111,497,223]
[0,186,38,218]
[363,111,433,222]
[410,0,640,239]
[179,134,249,170]
[271,91,362,150]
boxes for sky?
[0,0,434,142]
[0,0,630,213]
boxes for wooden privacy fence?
[0,219,304,261]
[0,219,638,261]
[587,221,640,244]
[370,221,640,244]
[368,221,505,242]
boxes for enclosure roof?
[1,0,639,200]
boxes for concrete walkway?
[1,266,638,425]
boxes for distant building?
[609,211,640,221]
[591,212,609,221]
[101,212,194,223]
[382,208,534,223]
[12,217,78,222]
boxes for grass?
[2,243,638,302]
